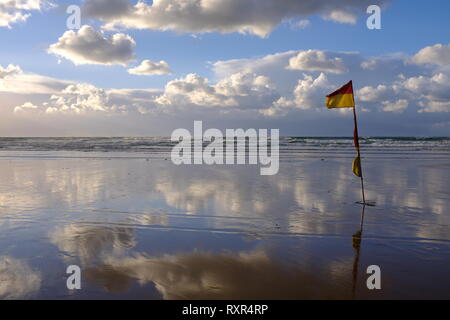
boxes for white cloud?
[14,101,39,113]
[0,0,45,28]
[290,19,311,29]
[382,99,408,113]
[82,0,388,37]
[323,9,357,24]
[0,63,22,78]
[128,60,171,75]
[12,70,280,116]
[48,25,136,66]
[360,59,377,70]
[155,71,279,111]
[412,43,450,65]
[9,42,450,128]
[0,63,72,94]
[155,73,234,108]
[402,73,450,101]
[358,84,395,102]
[358,72,450,113]
[264,72,331,116]
[419,101,450,113]
[288,50,347,74]
[12,82,159,115]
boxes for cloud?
[358,84,396,102]
[288,50,348,74]
[0,63,22,78]
[419,100,450,113]
[412,43,450,65]
[154,73,234,108]
[12,70,279,116]
[34,83,160,115]
[48,25,136,66]
[11,79,163,116]
[290,19,311,30]
[0,63,73,94]
[82,0,389,37]
[264,72,331,116]
[155,71,278,111]
[14,101,39,113]
[358,72,450,114]
[8,42,450,136]
[402,73,450,100]
[128,60,171,75]
[323,9,358,24]
[382,99,408,113]
[0,0,46,28]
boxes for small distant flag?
[326,81,366,204]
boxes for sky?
[0,0,450,137]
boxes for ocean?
[0,136,449,155]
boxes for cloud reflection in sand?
[0,256,41,300]
[85,250,352,300]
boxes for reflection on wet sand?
[0,153,449,299]
[47,221,355,299]
[0,256,41,300]
[86,250,351,300]
[49,225,136,265]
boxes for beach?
[0,138,449,299]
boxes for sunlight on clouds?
[382,99,409,113]
[0,0,45,28]
[6,43,450,130]
[288,50,348,74]
[323,9,357,24]
[412,43,450,66]
[0,64,22,78]
[265,73,331,116]
[48,25,136,66]
[128,60,171,76]
[0,63,72,94]
[14,101,39,113]
[82,0,388,37]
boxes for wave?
[0,137,449,154]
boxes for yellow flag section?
[326,80,355,109]
[352,156,361,177]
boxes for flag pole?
[352,101,366,205]
[326,80,367,205]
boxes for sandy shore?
[0,151,449,299]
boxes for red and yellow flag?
[326,81,361,177]
[326,80,355,109]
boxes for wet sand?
[0,151,449,299]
